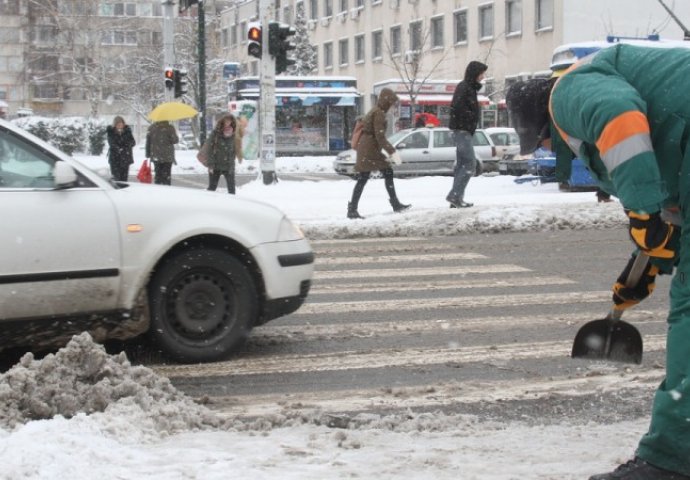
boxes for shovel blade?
[571,318,643,364]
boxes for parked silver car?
[333,127,497,177]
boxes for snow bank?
[0,333,222,433]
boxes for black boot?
[389,198,411,213]
[347,202,364,219]
[589,457,690,480]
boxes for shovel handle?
[609,252,650,321]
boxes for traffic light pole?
[162,0,175,102]
[197,0,207,144]
[259,0,277,185]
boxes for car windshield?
[388,130,409,145]
[490,132,520,146]
[473,131,490,146]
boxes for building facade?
[0,0,232,134]
[218,0,690,121]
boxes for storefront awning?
[397,94,453,106]
[238,89,360,107]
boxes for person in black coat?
[106,116,136,181]
[446,60,488,208]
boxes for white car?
[333,127,497,177]
[0,119,314,363]
[484,127,521,160]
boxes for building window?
[113,3,137,16]
[355,34,365,63]
[32,26,58,43]
[101,30,137,46]
[430,15,444,48]
[30,55,59,72]
[231,25,238,46]
[506,0,522,35]
[372,30,383,60]
[240,21,247,43]
[339,0,348,13]
[221,28,228,47]
[32,84,58,99]
[324,0,333,17]
[479,4,493,39]
[409,20,422,51]
[453,9,468,44]
[536,0,553,30]
[324,42,333,68]
[355,0,364,6]
[390,25,401,55]
[309,0,318,19]
[139,3,152,16]
[339,38,349,66]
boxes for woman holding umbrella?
[146,101,197,185]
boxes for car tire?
[148,247,258,363]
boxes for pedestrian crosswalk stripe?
[316,252,487,265]
[309,275,575,294]
[315,264,530,279]
[251,310,666,339]
[155,335,666,379]
[298,291,611,314]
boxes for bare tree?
[382,11,452,127]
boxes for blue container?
[527,156,597,190]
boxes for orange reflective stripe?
[596,111,650,156]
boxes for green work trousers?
[637,209,690,476]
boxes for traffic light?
[247,26,262,59]
[268,22,296,74]
[174,69,188,98]
[164,67,174,90]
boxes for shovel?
[571,252,647,364]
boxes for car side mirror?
[53,162,79,189]
[397,143,407,150]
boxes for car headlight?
[278,216,305,241]
[337,153,354,164]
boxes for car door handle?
[422,150,430,154]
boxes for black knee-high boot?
[348,173,369,219]
[383,168,411,212]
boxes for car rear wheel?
[148,247,258,363]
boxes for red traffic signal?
[247,26,262,58]
[164,67,174,90]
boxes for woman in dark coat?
[106,116,135,181]
[205,113,243,194]
[347,87,410,219]
[145,120,179,185]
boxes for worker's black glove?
[612,254,659,310]
[627,210,676,259]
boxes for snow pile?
[0,333,222,434]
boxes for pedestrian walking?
[145,120,178,185]
[506,44,690,480]
[347,87,410,219]
[446,60,488,208]
[106,116,135,181]
[205,113,243,194]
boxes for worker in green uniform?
[506,44,690,480]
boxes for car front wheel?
[148,247,258,363]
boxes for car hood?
[107,182,294,248]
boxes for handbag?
[137,159,152,183]
[197,140,211,167]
